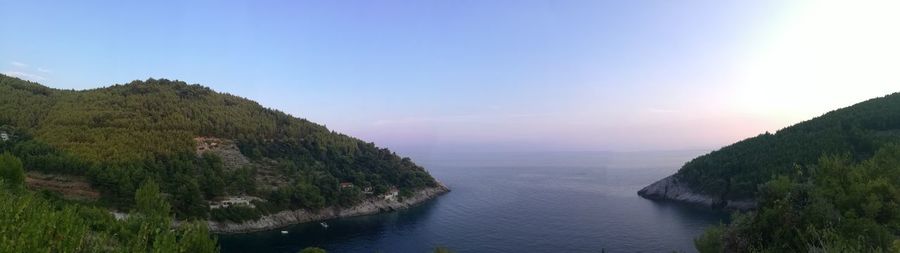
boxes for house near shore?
[384,188,399,201]
[209,196,262,209]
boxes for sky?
[1,0,899,154]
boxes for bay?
[219,151,729,253]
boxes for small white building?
[0,132,8,142]
[209,196,262,209]
[384,189,399,201]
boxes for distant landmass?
[639,92,900,209]
[0,74,448,233]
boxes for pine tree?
[0,152,24,189]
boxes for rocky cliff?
[637,175,755,211]
[208,184,450,234]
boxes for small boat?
[280,230,288,234]
[320,222,329,228]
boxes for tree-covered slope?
[0,74,438,219]
[695,145,900,252]
[669,92,900,201]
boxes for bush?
[0,185,218,252]
[299,247,327,253]
[0,152,24,189]
[699,145,900,252]
[694,224,725,253]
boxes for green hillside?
[672,92,900,251]
[674,92,900,200]
[0,74,437,219]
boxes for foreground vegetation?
[696,145,900,252]
[0,152,217,252]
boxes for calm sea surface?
[219,151,729,253]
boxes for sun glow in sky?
[1,0,899,154]
[733,0,900,119]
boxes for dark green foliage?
[9,139,89,175]
[694,224,724,253]
[270,181,327,210]
[134,179,170,227]
[703,145,900,252]
[0,152,25,188]
[0,188,90,252]
[200,153,227,198]
[399,188,414,200]
[0,181,218,252]
[172,175,209,219]
[0,74,438,218]
[177,221,220,253]
[210,205,262,223]
[298,247,327,253]
[337,187,363,207]
[227,166,256,195]
[676,93,900,200]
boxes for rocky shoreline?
[207,183,450,234]
[637,175,756,211]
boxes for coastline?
[208,183,450,234]
[637,175,756,211]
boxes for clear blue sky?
[2,0,898,154]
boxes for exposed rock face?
[208,183,450,234]
[193,137,251,170]
[193,136,288,189]
[638,175,756,211]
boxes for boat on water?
[281,230,288,234]
[320,222,329,228]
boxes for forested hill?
[0,74,438,219]
[665,92,900,201]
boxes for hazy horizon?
[2,0,898,153]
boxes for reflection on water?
[219,151,728,253]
